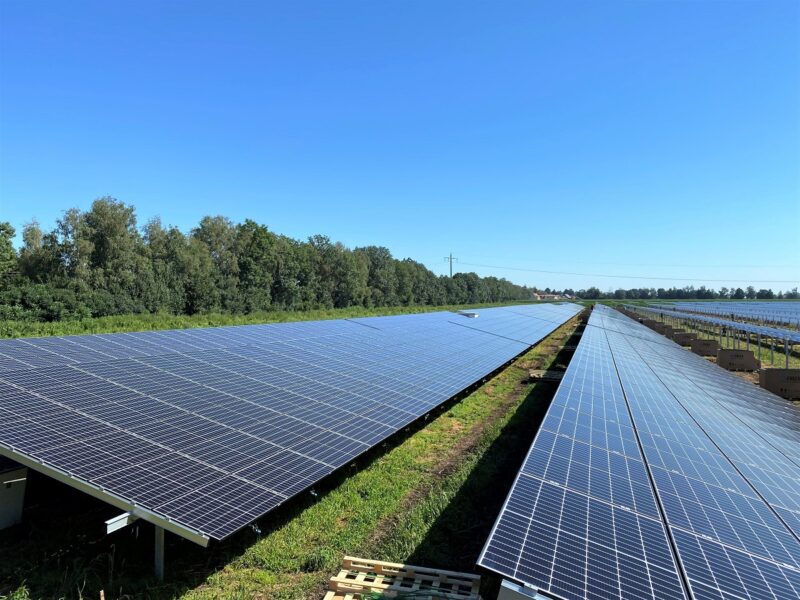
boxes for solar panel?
[480,305,800,600]
[479,319,688,600]
[649,302,800,328]
[0,303,582,544]
[630,305,800,345]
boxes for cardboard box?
[673,332,697,346]
[759,369,800,400]
[691,339,720,356]
[717,349,760,371]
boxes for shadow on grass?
[403,322,587,599]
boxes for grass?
[0,302,532,339]
[0,310,583,599]
[0,586,31,600]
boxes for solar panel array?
[650,302,800,328]
[0,303,581,543]
[630,305,800,344]
[480,305,800,600]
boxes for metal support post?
[155,525,165,581]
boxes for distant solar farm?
[1,301,799,599]
[649,301,800,328]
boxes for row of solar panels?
[650,302,800,327]
[630,304,800,345]
[0,303,581,543]
[479,304,800,600]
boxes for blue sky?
[1,0,798,291]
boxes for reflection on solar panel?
[629,305,800,344]
[479,305,800,600]
[0,303,581,544]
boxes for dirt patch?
[731,371,759,385]
[450,420,465,433]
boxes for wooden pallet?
[323,556,481,600]
[528,369,564,382]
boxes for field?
[0,302,529,339]
[0,307,583,600]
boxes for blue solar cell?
[480,305,800,600]
[479,316,688,599]
[0,303,582,541]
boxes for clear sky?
[1,0,798,291]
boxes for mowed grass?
[0,302,531,339]
[175,317,580,599]
[0,310,582,600]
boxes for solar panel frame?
[479,317,690,600]
[480,305,800,600]
[597,307,800,599]
[0,303,582,544]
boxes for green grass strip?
[175,320,577,600]
[1,302,528,339]
[1,315,578,600]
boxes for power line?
[457,255,800,270]
[455,261,800,285]
[443,253,458,277]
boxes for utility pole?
[443,253,458,277]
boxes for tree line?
[562,286,799,300]
[0,198,534,322]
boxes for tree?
[355,246,398,307]
[193,216,240,311]
[581,287,601,299]
[18,221,51,281]
[181,237,219,314]
[82,197,152,313]
[0,222,17,281]
[1,199,551,321]
[331,246,369,308]
[235,220,276,312]
[143,218,189,313]
[745,286,756,299]
[732,287,746,299]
